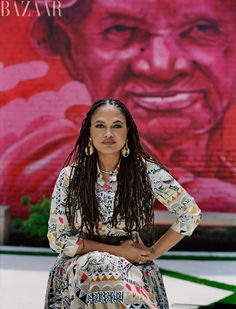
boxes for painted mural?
[0,0,236,218]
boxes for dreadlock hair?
[64,98,162,237]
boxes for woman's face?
[90,105,128,157]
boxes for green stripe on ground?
[160,268,236,305]
[218,292,236,304]
[198,293,236,307]
[160,268,236,292]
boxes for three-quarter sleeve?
[47,166,84,257]
[147,162,202,236]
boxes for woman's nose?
[104,128,113,137]
[131,35,193,82]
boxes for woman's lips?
[130,91,203,111]
[102,141,115,145]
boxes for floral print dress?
[45,161,201,309]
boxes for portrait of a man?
[1,0,236,217]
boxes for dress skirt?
[44,251,169,309]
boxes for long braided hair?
[64,98,160,237]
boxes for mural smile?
[132,91,202,111]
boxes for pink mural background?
[0,0,236,218]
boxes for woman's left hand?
[132,233,148,250]
[129,234,157,260]
[119,239,152,264]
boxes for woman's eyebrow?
[113,120,124,124]
[93,120,124,124]
[94,120,105,123]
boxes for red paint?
[1,0,236,218]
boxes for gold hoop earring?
[85,137,94,156]
[121,140,130,157]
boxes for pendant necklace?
[100,169,114,175]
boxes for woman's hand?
[118,239,152,264]
[131,234,157,261]
[132,233,149,250]
[80,238,154,263]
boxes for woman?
[45,98,201,309]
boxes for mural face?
[1,0,236,217]
[66,0,236,138]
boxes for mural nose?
[132,36,192,81]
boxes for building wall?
[0,0,236,218]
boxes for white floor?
[0,250,235,309]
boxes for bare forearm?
[76,239,120,256]
[76,239,152,264]
[151,228,185,259]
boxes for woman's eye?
[113,124,122,128]
[95,124,104,128]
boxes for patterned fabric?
[45,161,201,308]
[45,252,168,309]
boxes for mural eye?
[180,21,221,42]
[112,25,133,32]
[102,23,138,47]
[193,23,219,34]
[195,24,212,32]
[107,24,135,33]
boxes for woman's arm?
[150,228,184,259]
[77,239,151,264]
[145,162,202,259]
[134,229,184,260]
[48,167,85,257]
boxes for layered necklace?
[100,168,115,175]
[99,159,120,175]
